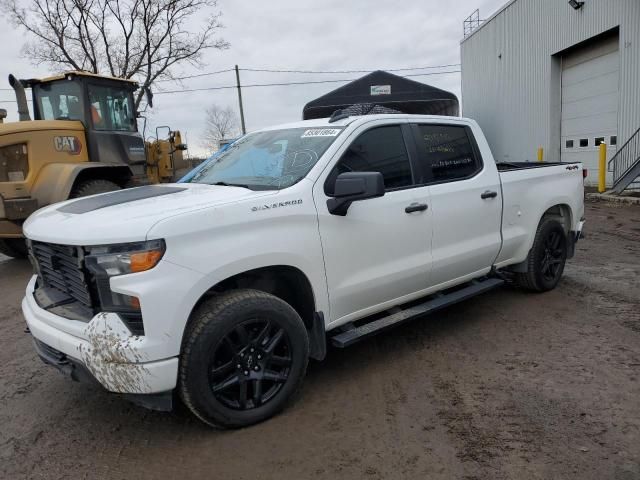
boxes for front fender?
[178,252,328,324]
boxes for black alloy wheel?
[540,228,565,283]
[515,218,568,292]
[210,319,292,410]
[179,289,309,428]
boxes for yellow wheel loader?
[0,71,188,258]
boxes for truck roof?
[258,114,471,132]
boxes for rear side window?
[326,125,412,194]
[414,125,481,182]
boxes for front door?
[314,123,433,325]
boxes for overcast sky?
[0,0,506,156]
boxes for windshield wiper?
[211,181,278,191]
[212,181,252,189]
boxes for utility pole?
[235,65,246,135]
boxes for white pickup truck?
[21,114,585,428]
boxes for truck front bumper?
[22,276,179,407]
[0,219,23,237]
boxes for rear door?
[314,121,433,324]
[410,123,502,288]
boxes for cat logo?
[53,136,82,155]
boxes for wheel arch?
[190,265,318,332]
[505,203,574,273]
[70,165,133,192]
[31,163,132,205]
[540,203,573,235]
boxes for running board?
[330,277,504,348]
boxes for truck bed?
[496,161,574,172]
[493,159,585,269]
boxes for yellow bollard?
[537,147,544,163]
[598,143,607,193]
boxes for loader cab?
[29,72,147,175]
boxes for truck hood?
[23,183,276,245]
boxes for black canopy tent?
[302,70,459,120]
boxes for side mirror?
[327,172,385,216]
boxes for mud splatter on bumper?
[22,277,178,395]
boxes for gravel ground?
[1,201,639,480]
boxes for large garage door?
[561,36,619,186]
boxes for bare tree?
[2,0,229,108]
[201,104,239,152]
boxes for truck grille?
[30,241,94,309]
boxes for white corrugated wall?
[461,0,640,164]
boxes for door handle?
[405,202,428,213]
[481,190,498,199]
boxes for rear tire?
[516,218,568,292]
[179,289,309,429]
[70,179,120,198]
[0,238,28,259]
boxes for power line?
[148,63,463,82]
[0,68,461,101]
[153,70,461,95]
[0,63,461,89]
[240,64,461,74]
[155,68,236,82]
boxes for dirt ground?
[1,201,639,480]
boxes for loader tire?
[0,238,28,259]
[70,179,120,198]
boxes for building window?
[610,136,617,146]
[579,139,589,147]
[595,137,605,146]
[566,140,574,148]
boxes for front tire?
[179,289,309,428]
[516,218,568,292]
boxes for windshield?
[87,84,136,131]
[186,127,344,190]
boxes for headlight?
[85,240,165,320]
[85,239,165,277]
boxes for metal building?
[460,0,640,191]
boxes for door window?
[413,125,481,183]
[326,125,412,194]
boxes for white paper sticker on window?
[370,85,391,96]
[301,129,341,138]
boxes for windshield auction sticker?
[301,129,341,138]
